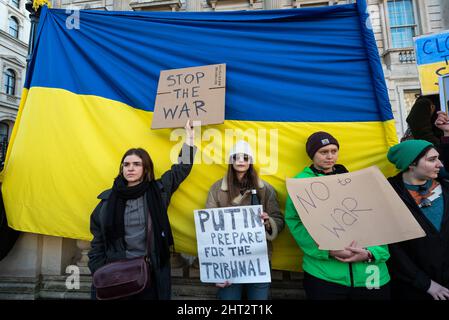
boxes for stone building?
[0,0,447,299]
[0,0,30,166]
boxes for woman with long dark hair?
[403,95,442,145]
[88,121,196,300]
[205,140,284,300]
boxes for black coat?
[406,97,443,146]
[88,144,196,300]
[387,143,449,299]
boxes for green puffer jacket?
[285,166,391,287]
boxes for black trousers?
[303,272,391,300]
[390,280,433,300]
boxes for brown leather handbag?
[93,255,150,300]
[93,210,152,300]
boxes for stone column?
[264,0,282,10]
[208,0,217,10]
[170,252,186,268]
[76,240,91,275]
[416,0,431,35]
[186,0,203,12]
[442,0,449,30]
[0,233,43,299]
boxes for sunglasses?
[232,154,250,162]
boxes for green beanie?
[387,140,434,171]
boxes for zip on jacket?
[349,263,354,287]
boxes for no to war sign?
[194,205,271,284]
[286,166,425,250]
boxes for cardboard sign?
[151,64,226,129]
[414,31,449,95]
[439,74,449,113]
[194,205,271,284]
[286,166,426,250]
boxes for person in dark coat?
[88,121,196,300]
[404,95,442,145]
[387,111,449,300]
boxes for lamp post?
[25,1,43,69]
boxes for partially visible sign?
[439,74,449,113]
[194,205,271,284]
[286,166,426,250]
[414,31,449,95]
[152,64,226,129]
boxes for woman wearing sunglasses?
[386,111,449,300]
[205,140,284,300]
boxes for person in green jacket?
[285,131,391,300]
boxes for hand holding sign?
[329,240,357,260]
[338,246,371,263]
[439,75,449,113]
[216,281,231,288]
[260,212,271,232]
[185,120,195,146]
[435,111,449,131]
[331,241,371,263]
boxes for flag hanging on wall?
[1,0,397,271]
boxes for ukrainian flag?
[1,1,397,271]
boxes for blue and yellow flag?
[2,1,397,271]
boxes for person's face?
[312,144,339,173]
[232,153,251,173]
[410,148,443,180]
[122,154,144,186]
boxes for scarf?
[405,179,440,208]
[104,176,173,266]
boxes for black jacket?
[406,97,443,146]
[387,142,449,298]
[88,144,196,299]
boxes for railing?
[398,49,416,64]
[0,92,20,108]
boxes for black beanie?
[306,131,339,159]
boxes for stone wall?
[0,236,304,299]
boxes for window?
[387,0,416,48]
[0,123,9,169]
[300,2,330,8]
[11,0,19,8]
[8,16,19,38]
[4,69,16,95]
[404,89,421,115]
